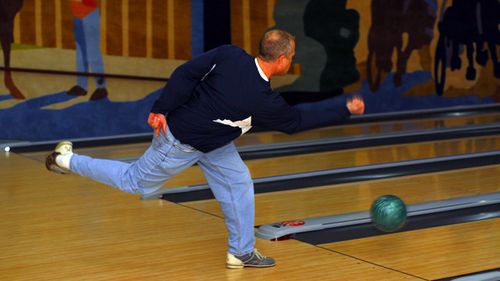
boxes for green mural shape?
[304,0,360,92]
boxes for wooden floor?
[21,111,500,161]
[323,219,500,280]
[1,127,499,280]
[22,135,500,188]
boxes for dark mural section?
[304,0,360,93]
[434,0,500,95]
[0,0,24,100]
[367,0,436,92]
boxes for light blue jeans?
[69,129,255,255]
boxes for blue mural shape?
[360,71,492,113]
[294,71,493,115]
[0,89,161,141]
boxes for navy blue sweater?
[151,45,350,152]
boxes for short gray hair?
[258,29,295,62]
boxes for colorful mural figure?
[367,0,437,92]
[0,0,25,100]
[67,0,108,100]
[434,0,500,95]
[303,0,360,94]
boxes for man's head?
[258,29,295,76]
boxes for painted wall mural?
[0,0,498,142]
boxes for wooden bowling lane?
[321,219,500,280]
[234,112,500,147]
[1,152,424,280]
[179,165,500,280]
[182,164,500,227]
[18,111,500,162]
[22,135,500,189]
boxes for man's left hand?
[148,113,167,137]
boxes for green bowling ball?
[370,195,407,232]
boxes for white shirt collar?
[255,58,269,82]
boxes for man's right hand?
[148,113,167,137]
[347,96,365,115]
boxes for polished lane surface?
[19,111,500,161]
[23,135,500,188]
[181,164,500,279]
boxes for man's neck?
[256,57,274,80]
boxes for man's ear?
[277,54,286,64]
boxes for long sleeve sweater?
[151,45,350,152]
